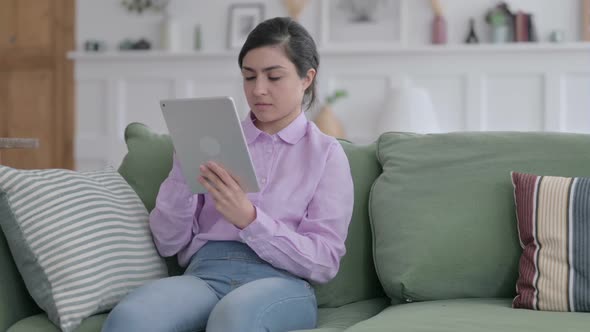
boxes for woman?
[102,16,354,332]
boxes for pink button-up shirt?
[149,111,354,283]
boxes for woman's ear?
[302,68,316,91]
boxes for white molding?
[544,72,565,132]
[463,74,483,131]
[113,79,127,142]
[562,73,590,132]
[479,75,489,131]
[174,78,190,98]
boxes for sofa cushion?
[117,122,174,213]
[9,298,389,332]
[512,172,590,312]
[0,166,167,332]
[117,123,384,307]
[295,297,389,332]
[344,298,590,332]
[371,132,590,303]
[7,314,106,332]
[117,123,184,277]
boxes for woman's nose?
[253,79,268,96]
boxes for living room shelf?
[68,50,239,61]
[68,42,590,61]
[319,42,590,56]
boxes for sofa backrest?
[370,132,590,304]
[117,123,384,308]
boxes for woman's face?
[241,45,315,134]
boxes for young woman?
[102,17,354,332]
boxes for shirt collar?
[242,112,262,144]
[242,111,308,145]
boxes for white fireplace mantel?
[69,43,590,171]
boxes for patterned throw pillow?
[0,165,167,332]
[511,171,589,312]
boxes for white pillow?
[0,166,167,332]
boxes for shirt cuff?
[239,205,277,242]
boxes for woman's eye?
[269,77,281,81]
[244,77,255,81]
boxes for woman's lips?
[255,103,272,110]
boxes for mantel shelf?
[68,42,590,61]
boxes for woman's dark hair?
[238,17,319,111]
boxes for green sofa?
[2,123,590,331]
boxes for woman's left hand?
[198,161,256,229]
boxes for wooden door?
[0,0,75,169]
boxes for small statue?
[121,0,170,14]
[132,38,152,50]
[118,38,152,50]
[84,40,106,52]
[465,18,479,44]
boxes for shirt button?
[261,178,267,184]
[266,149,272,154]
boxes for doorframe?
[54,0,76,169]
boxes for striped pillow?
[511,171,589,312]
[0,166,167,332]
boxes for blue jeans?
[101,241,317,332]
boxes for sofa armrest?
[0,230,40,331]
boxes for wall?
[71,47,590,170]
[77,0,583,51]
[73,0,590,171]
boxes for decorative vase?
[283,0,309,21]
[161,14,182,51]
[194,24,202,50]
[491,25,510,43]
[432,15,447,44]
[430,0,446,44]
[314,105,346,139]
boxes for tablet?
[160,96,260,194]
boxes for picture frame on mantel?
[320,0,406,49]
[227,3,265,49]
